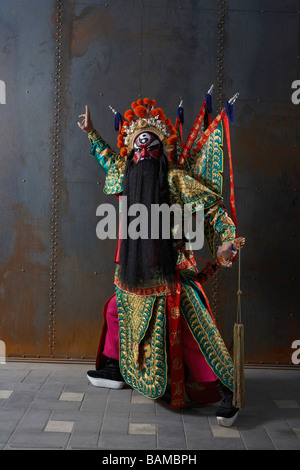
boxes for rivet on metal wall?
[212,0,227,319]
[48,0,64,355]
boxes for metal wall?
[0,0,299,365]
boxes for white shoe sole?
[216,410,239,427]
[87,374,125,390]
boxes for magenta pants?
[103,295,217,383]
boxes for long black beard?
[118,151,176,288]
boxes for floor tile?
[59,392,84,402]
[129,423,157,435]
[131,393,154,405]
[0,390,13,399]
[210,425,240,438]
[44,420,75,433]
[292,428,300,439]
[274,400,300,408]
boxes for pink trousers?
[103,295,217,383]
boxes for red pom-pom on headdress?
[135,105,147,118]
[112,97,179,158]
[167,135,179,145]
[124,110,135,121]
[168,125,176,135]
[117,135,124,148]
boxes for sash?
[166,271,185,408]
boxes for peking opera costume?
[85,91,242,427]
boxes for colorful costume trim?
[89,95,238,407]
[180,273,234,391]
[117,288,168,400]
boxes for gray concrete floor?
[0,361,300,451]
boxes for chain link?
[48,0,63,357]
[212,0,226,319]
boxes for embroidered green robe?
[88,129,236,401]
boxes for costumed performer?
[77,97,239,427]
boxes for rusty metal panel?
[0,0,299,365]
[52,0,222,358]
[215,1,300,365]
[0,0,56,357]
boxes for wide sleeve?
[167,167,235,255]
[88,129,126,195]
[205,202,236,245]
[88,129,117,175]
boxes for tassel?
[205,93,213,114]
[114,111,123,131]
[225,100,234,124]
[109,105,123,131]
[225,92,239,124]
[205,84,214,114]
[177,99,184,124]
[232,243,245,408]
[233,322,245,408]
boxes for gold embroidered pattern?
[117,289,167,399]
[182,118,224,196]
[170,330,181,345]
[204,203,236,256]
[180,274,234,390]
[172,358,183,370]
[104,153,126,195]
[89,130,126,195]
[172,380,184,397]
[168,167,222,211]
[170,307,180,319]
[176,249,198,274]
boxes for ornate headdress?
[110,98,179,158]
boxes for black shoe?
[87,358,125,389]
[215,379,239,427]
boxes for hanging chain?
[48,0,63,357]
[216,0,226,113]
[212,0,227,318]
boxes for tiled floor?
[0,361,300,451]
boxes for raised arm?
[77,104,94,134]
[78,105,117,175]
[78,105,125,194]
